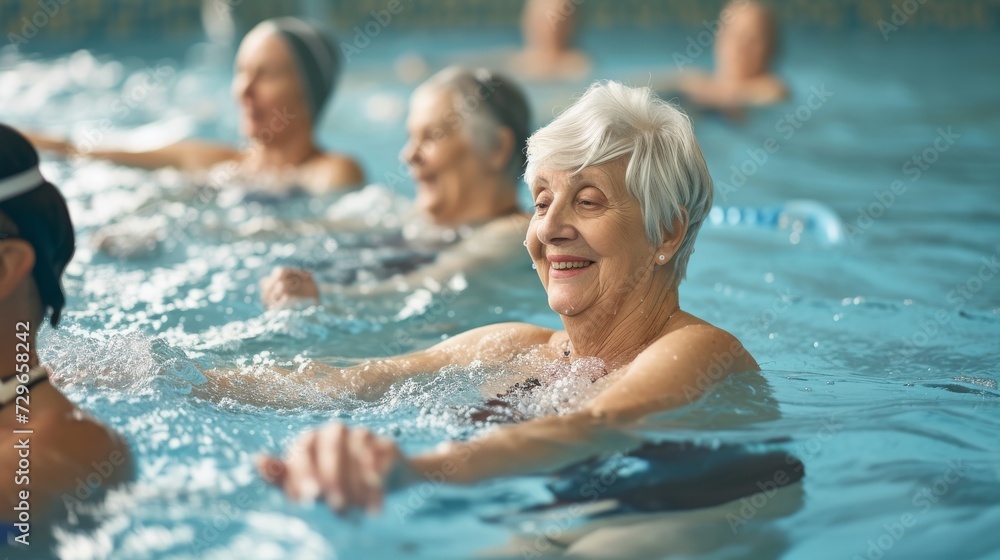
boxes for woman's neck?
[243,129,318,169]
[434,176,520,227]
[563,279,681,370]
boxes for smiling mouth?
[550,261,594,270]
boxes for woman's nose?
[535,200,577,245]
[234,73,255,101]
[400,139,420,166]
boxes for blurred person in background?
[0,124,132,532]
[510,0,591,81]
[23,17,363,194]
[665,0,787,113]
[260,66,533,308]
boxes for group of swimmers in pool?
[2,0,792,548]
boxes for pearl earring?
[658,254,666,262]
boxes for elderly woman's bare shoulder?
[302,152,365,192]
[440,321,557,360]
[643,320,759,374]
[479,212,531,237]
[451,212,530,256]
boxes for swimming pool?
[3,24,999,559]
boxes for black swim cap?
[254,17,341,121]
[0,124,76,326]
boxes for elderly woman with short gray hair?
[260,65,533,306]
[256,81,758,512]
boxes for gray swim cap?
[255,17,341,120]
[418,66,532,182]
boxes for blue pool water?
[2,26,999,559]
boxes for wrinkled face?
[527,159,659,318]
[715,3,772,79]
[401,89,490,225]
[232,28,310,139]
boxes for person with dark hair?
[260,66,534,307]
[23,17,363,194]
[0,124,131,531]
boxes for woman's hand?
[260,266,321,309]
[257,423,413,515]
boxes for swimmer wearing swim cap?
[23,18,363,194]
[0,124,132,527]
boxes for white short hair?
[525,81,713,286]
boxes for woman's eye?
[579,200,598,208]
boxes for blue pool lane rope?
[708,199,846,245]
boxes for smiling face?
[527,158,663,318]
[401,88,492,225]
[232,28,311,139]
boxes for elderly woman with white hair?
[256,81,758,513]
[259,65,532,306]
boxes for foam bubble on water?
[68,50,97,87]
[953,376,998,390]
[370,351,618,439]
[325,183,412,224]
[395,288,434,321]
[45,331,164,394]
[502,355,609,420]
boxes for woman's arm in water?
[22,130,238,171]
[259,213,530,306]
[257,324,758,511]
[407,325,758,483]
[343,213,530,298]
[200,322,554,403]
